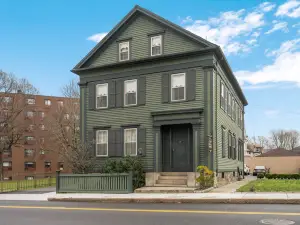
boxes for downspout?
[215,69,218,174]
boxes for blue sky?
[0,0,299,137]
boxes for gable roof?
[258,148,300,157]
[72,5,248,106]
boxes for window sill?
[96,155,108,158]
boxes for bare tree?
[45,79,95,173]
[270,129,300,150]
[0,70,39,180]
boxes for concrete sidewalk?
[48,192,300,204]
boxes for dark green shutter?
[108,81,116,108]
[108,129,116,157]
[162,73,169,103]
[88,83,96,110]
[186,69,196,101]
[116,80,124,108]
[88,130,95,156]
[115,129,123,157]
[138,128,146,157]
[138,77,146,105]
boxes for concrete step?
[158,175,188,180]
[154,183,187,187]
[156,179,187,185]
[160,172,187,176]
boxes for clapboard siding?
[215,63,244,172]
[86,14,203,68]
[85,67,205,171]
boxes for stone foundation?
[215,171,239,187]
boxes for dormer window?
[151,35,162,56]
[119,42,129,61]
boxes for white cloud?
[265,21,289,34]
[235,38,300,87]
[264,110,280,118]
[259,2,276,12]
[251,31,261,37]
[292,22,300,27]
[183,7,265,55]
[87,32,108,43]
[246,39,257,45]
[275,0,300,18]
[180,16,193,24]
[242,84,277,89]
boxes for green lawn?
[237,179,300,192]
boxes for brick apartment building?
[1,94,75,180]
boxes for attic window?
[119,42,129,61]
[151,35,162,56]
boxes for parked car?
[253,166,266,176]
[244,164,250,175]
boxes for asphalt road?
[0,201,299,225]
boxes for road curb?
[48,198,300,204]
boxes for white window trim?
[96,130,108,157]
[171,73,186,102]
[96,83,108,109]
[151,35,162,56]
[220,82,225,110]
[119,41,130,61]
[124,79,137,107]
[124,128,137,156]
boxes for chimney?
[17,90,22,93]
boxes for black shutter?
[138,77,146,106]
[108,81,116,108]
[138,128,146,157]
[108,129,116,157]
[162,73,169,103]
[88,83,96,110]
[115,129,123,157]
[116,80,124,108]
[186,69,196,101]
[87,130,95,156]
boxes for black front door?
[162,124,192,172]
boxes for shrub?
[264,173,300,180]
[102,156,145,190]
[196,165,214,189]
[257,173,265,179]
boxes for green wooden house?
[72,5,248,187]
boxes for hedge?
[265,173,300,179]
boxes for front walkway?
[210,176,256,193]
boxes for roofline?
[72,5,216,70]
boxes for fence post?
[127,171,133,193]
[56,170,60,193]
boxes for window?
[96,130,108,156]
[3,97,12,103]
[232,100,236,121]
[24,149,34,157]
[27,98,35,105]
[58,162,64,171]
[228,93,232,117]
[238,140,244,161]
[224,88,228,112]
[151,35,162,56]
[25,176,34,180]
[24,162,36,170]
[57,101,63,107]
[39,138,45,144]
[28,124,35,131]
[65,126,70,132]
[241,109,244,129]
[64,114,70,120]
[44,99,51,106]
[25,136,35,141]
[74,114,79,120]
[96,83,108,109]
[220,82,225,110]
[39,111,45,119]
[3,161,12,167]
[3,177,12,181]
[124,128,137,156]
[0,136,8,142]
[119,41,129,61]
[0,122,6,127]
[40,124,45,130]
[228,132,232,159]
[26,111,34,118]
[232,135,236,160]
[171,73,186,101]
[44,161,51,168]
[221,127,226,158]
[124,79,137,106]
[237,107,240,127]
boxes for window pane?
[152,46,161,55]
[96,144,107,156]
[124,129,137,155]
[96,84,108,96]
[97,96,107,108]
[124,80,137,106]
[119,42,129,61]
[171,74,185,88]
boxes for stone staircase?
[155,172,188,187]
